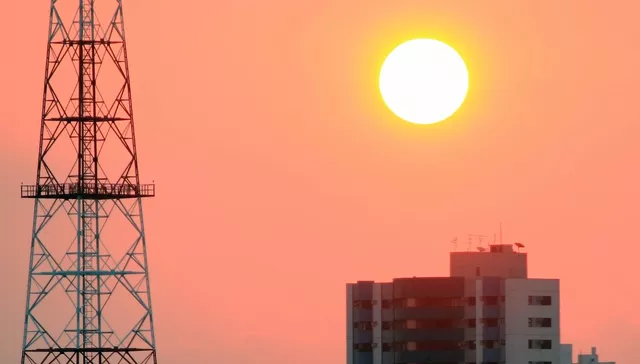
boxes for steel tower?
[20,1,158,363]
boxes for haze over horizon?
[0,1,638,363]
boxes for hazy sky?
[1,1,639,362]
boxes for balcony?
[21,182,155,199]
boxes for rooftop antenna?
[451,237,458,252]
[467,236,472,251]
[469,234,488,251]
[514,242,525,252]
[500,222,503,244]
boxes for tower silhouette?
[20,1,158,363]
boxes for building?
[347,243,561,364]
[576,347,614,364]
[561,344,573,364]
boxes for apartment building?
[347,243,560,364]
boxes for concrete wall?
[450,246,528,279]
[348,282,374,364]
[560,343,573,364]
[372,284,382,364]
[347,284,354,364]
[504,278,560,364]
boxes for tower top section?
[19,0,155,201]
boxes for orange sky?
[1,1,638,362]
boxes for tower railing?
[20,182,155,199]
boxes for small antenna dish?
[477,247,486,252]
[514,242,525,252]
[468,234,488,251]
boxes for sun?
[379,38,469,125]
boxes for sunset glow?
[1,2,638,364]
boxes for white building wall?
[560,343,573,364]
[372,284,383,364]
[504,278,560,364]
[346,284,354,364]
[475,279,483,364]
[463,278,478,362]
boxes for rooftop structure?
[577,347,615,364]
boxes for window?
[529,362,552,364]
[483,318,499,327]
[528,339,552,349]
[404,297,465,307]
[467,319,476,328]
[528,317,552,328]
[382,300,391,309]
[396,319,463,329]
[482,340,498,349]
[353,322,372,331]
[353,300,374,309]
[382,321,392,330]
[353,343,373,352]
[413,341,461,350]
[382,343,391,352]
[528,295,552,306]
[468,297,476,306]
[482,296,499,305]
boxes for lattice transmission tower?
[19,1,158,363]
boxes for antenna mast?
[468,234,488,251]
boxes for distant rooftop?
[450,243,528,279]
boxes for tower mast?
[20,1,159,363]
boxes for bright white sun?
[379,38,469,125]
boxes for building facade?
[560,344,572,364]
[347,244,561,364]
